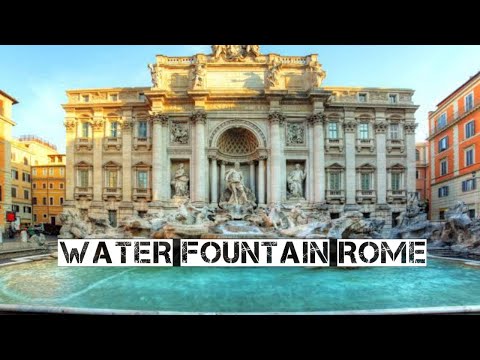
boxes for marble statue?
[266,58,282,87]
[225,162,249,205]
[287,164,306,198]
[211,45,261,61]
[172,163,189,197]
[212,45,227,59]
[171,123,189,144]
[192,62,207,89]
[286,203,308,227]
[308,60,327,88]
[148,63,158,88]
[287,123,305,145]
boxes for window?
[22,172,26,182]
[24,190,29,200]
[389,94,397,104]
[137,171,148,189]
[0,185,2,202]
[416,170,419,179]
[106,170,118,188]
[11,187,17,198]
[438,186,449,197]
[138,121,148,138]
[416,149,420,161]
[391,173,401,191]
[329,173,341,190]
[468,209,476,219]
[389,123,399,139]
[78,169,89,187]
[328,122,338,139]
[110,122,119,137]
[110,94,118,101]
[23,206,31,214]
[465,92,474,112]
[82,95,90,102]
[363,212,371,219]
[49,168,54,175]
[33,214,37,223]
[437,113,447,129]
[462,179,476,192]
[60,197,64,205]
[358,123,369,139]
[49,183,54,189]
[23,157,28,165]
[43,214,47,218]
[82,122,90,137]
[33,183,36,189]
[438,136,449,152]
[33,197,37,205]
[60,168,65,176]
[12,169,18,180]
[358,93,367,103]
[12,205,20,213]
[32,168,37,176]
[465,120,475,138]
[440,159,448,176]
[360,173,371,190]
[42,183,46,189]
[60,183,64,189]
[465,147,474,166]
[42,168,47,176]
[42,197,47,205]
[138,93,145,101]
[439,210,445,220]
[49,197,54,205]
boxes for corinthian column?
[404,121,418,195]
[63,116,76,205]
[258,156,266,205]
[309,113,325,204]
[92,114,104,203]
[268,111,285,204]
[374,110,388,205]
[343,111,357,206]
[151,113,169,203]
[120,115,133,203]
[220,161,226,195]
[192,110,207,205]
[210,156,218,204]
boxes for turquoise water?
[0,258,480,312]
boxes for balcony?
[133,137,152,151]
[386,139,405,153]
[356,190,377,204]
[75,137,93,151]
[103,137,122,151]
[325,190,345,204]
[356,138,375,152]
[325,138,344,153]
[133,187,151,201]
[74,186,93,200]
[387,190,406,204]
[103,187,122,201]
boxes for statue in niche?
[171,123,189,145]
[172,163,189,197]
[287,123,305,145]
[225,162,249,205]
[266,58,282,88]
[287,164,306,199]
[192,62,207,89]
[308,60,327,88]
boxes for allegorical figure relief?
[211,45,261,61]
[287,123,305,145]
[171,123,189,145]
[172,163,189,197]
[308,60,327,88]
[225,162,249,205]
[287,164,306,198]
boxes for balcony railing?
[387,189,406,203]
[75,137,93,151]
[356,190,377,203]
[133,187,151,201]
[325,189,345,204]
[325,138,344,152]
[386,139,405,153]
[356,138,375,152]
[103,137,122,151]
[133,137,152,150]
[103,187,122,200]
[74,186,93,200]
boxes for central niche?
[217,128,259,157]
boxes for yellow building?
[32,154,66,225]
[10,136,60,227]
[0,90,18,234]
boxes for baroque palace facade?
[63,46,418,229]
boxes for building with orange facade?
[0,90,18,235]
[428,71,480,220]
[31,154,66,225]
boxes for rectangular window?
[138,121,148,138]
[82,122,90,137]
[110,94,118,102]
[12,205,20,213]
[468,209,476,219]
[138,93,145,101]
[137,171,148,189]
[42,183,46,189]
[360,173,371,190]
[389,94,397,104]
[49,168,54,175]
[329,173,341,190]
[42,197,47,205]
[437,113,447,129]
[106,170,118,188]
[391,173,401,191]
[358,123,369,139]
[462,179,476,192]
[78,169,89,187]
[60,183,64,189]
[33,197,37,205]
[389,123,399,139]
[358,93,367,103]
[438,186,449,197]
[22,172,25,182]
[328,122,338,139]
[32,168,37,176]
[11,187,17,198]
[0,185,2,202]
[465,92,474,112]
[33,214,37,223]
[49,183,53,189]
[49,197,54,205]
[12,169,18,180]
[110,122,119,137]
[465,120,475,138]
[60,197,64,205]
[438,136,449,152]
[440,159,448,176]
[60,168,65,176]
[24,190,29,200]
[23,206,31,214]
[439,210,445,220]
[466,148,474,166]
[42,168,47,176]
[416,170,419,179]
[82,95,89,103]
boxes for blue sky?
[1,45,479,153]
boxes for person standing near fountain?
[225,162,249,205]
[287,164,306,198]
